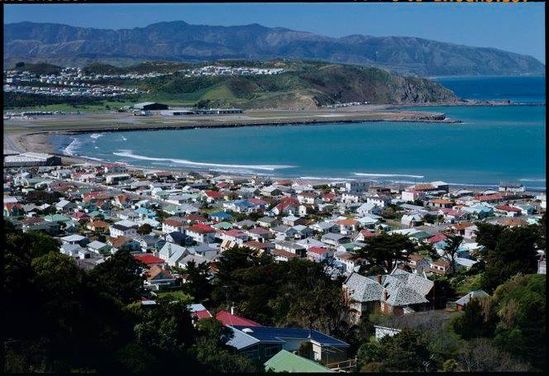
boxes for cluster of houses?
[3,161,546,371]
[178,65,285,77]
[3,66,148,99]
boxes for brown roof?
[271,248,299,259]
[108,236,131,248]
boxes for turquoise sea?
[52,76,546,189]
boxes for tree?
[191,318,258,372]
[475,223,505,253]
[490,274,546,370]
[89,250,145,304]
[456,338,530,372]
[443,235,463,275]
[183,261,212,302]
[452,298,496,339]
[354,233,416,274]
[137,223,152,235]
[480,226,539,292]
[358,329,433,372]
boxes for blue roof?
[211,211,232,219]
[234,200,255,208]
[228,326,349,349]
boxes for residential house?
[144,265,177,290]
[109,220,138,238]
[455,290,489,311]
[342,270,434,322]
[187,224,216,244]
[227,325,350,365]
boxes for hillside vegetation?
[6,60,458,110]
[127,61,458,109]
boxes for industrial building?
[4,152,62,167]
[132,102,169,111]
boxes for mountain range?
[4,21,545,76]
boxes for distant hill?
[100,61,459,109]
[4,60,459,110]
[4,21,545,76]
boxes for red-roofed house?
[162,217,186,234]
[307,246,334,262]
[133,253,166,268]
[354,229,377,242]
[495,204,522,217]
[216,310,262,327]
[219,229,249,244]
[336,218,359,235]
[273,197,300,216]
[187,224,216,244]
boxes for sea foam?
[112,150,296,171]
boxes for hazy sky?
[4,3,545,62]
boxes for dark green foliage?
[12,61,62,75]
[191,318,258,372]
[4,92,106,109]
[24,190,62,204]
[354,233,417,274]
[183,260,212,302]
[479,225,539,292]
[358,329,433,372]
[442,235,463,275]
[490,274,546,370]
[452,298,496,339]
[89,250,145,304]
[136,223,152,235]
[211,247,347,336]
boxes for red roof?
[308,246,331,255]
[133,254,165,265]
[359,229,377,238]
[427,233,447,244]
[189,223,216,234]
[216,310,262,327]
[205,190,223,199]
[194,310,213,320]
[495,205,521,213]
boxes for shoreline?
[4,105,545,192]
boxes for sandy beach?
[3,106,458,162]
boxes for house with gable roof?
[343,269,434,322]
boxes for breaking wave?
[90,133,104,139]
[112,150,296,172]
[63,138,82,156]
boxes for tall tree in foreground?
[479,226,539,292]
[442,235,463,275]
[354,233,416,274]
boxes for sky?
[4,3,545,63]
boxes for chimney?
[376,274,382,284]
[384,290,388,301]
[230,305,235,315]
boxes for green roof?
[44,214,71,222]
[264,350,333,373]
[213,221,233,230]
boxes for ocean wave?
[63,138,81,156]
[519,178,546,182]
[353,172,425,179]
[112,150,296,171]
[90,133,104,139]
